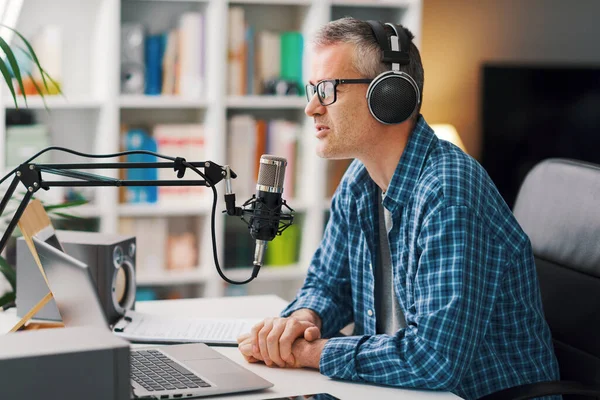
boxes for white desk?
[0,295,459,400]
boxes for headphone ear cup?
[367,71,419,125]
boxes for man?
[237,17,559,399]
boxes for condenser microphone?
[250,155,288,269]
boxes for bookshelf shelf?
[331,0,417,7]
[229,0,313,5]
[3,96,103,109]
[3,0,421,301]
[119,95,208,109]
[223,264,307,281]
[137,268,208,286]
[226,95,306,109]
[67,204,103,218]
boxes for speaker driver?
[112,258,136,316]
[368,72,419,125]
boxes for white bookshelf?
[119,95,208,109]
[226,95,307,109]
[2,0,422,301]
[4,96,104,109]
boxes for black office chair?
[479,159,600,400]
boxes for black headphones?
[365,20,420,125]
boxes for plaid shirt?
[281,116,559,399]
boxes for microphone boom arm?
[0,159,234,256]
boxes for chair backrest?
[513,158,600,385]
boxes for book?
[266,119,299,198]
[256,30,280,94]
[227,7,246,96]
[162,29,178,95]
[153,123,206,204]
[177,12,204,97]
[123,128,158,204]
[165,217,199,271]
[265,222,300,267]
[280,31,303,95]
[227,114,257,198]
[119,217,167,275]
[5,124,50,169]
[145,34,164,95]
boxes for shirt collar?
[349,115,438,211]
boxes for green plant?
[0,24,61,108]
[0,26,67,308]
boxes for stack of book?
[227,115,299,200]
[227,7,303,96]
[120,123,206,205]
[125,11,204,97]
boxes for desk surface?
[0,295,459,400]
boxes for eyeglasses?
[305,79,373,106]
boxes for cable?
[182,161,255,285]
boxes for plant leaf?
[0,58,18,108]
[0,291,16,309]
[44,199,88,211]
[1,25,50,92]
[0,256,16,291]
[0,36,26,105]
[51,211,86,220]
[14,44,63,98]
[42,69,63,97]
[26,71,48,110]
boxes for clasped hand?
[237,317,322,368]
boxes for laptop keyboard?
[131,349,212,392]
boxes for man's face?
[305,43,378,160]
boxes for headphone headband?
[366,20,410,65]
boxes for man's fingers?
[280,320,315,365]
[249,319,266,361]
[266,319,287,367]
[241,350,261,364]
[250,320,265,337]
[304,326,321,342]
[242,317,319,368]
[258,318,274,366]
[239,340,262,363]
[237,332,251,344]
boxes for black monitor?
[480,63,600,208]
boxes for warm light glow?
[431,124,467,153]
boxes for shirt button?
[367,309,373,317]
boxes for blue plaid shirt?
[281,116,559,399]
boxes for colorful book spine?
[280,31,303,95]
[145,34,164,95]
[124,129,158,203]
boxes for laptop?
[32,235,273,399]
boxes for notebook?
[113,310,260,346]
[32,234,273,399]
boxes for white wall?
[420,0,600,159]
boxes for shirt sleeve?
[319,205,506,390]
[280,188,354,338]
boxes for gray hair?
[312,17,424,117]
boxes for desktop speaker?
[120,22,145,94]
[16,230,137,325]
